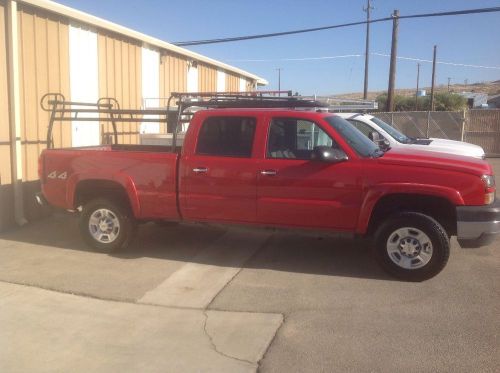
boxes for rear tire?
[80,198,136,252]
[373,212,450,281]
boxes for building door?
[69,25,99,147]
[141,47,160,134]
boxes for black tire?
[79,198,137,252]
[373,212,450,282]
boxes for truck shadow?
[0,213,393,281]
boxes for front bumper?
[457,199,500,248]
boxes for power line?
[173,6,500,46]
[371,53,500,70]
[227,53,500,70]
[229,54,363,62]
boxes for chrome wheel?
[88,208,120,244]
[386,227,433,270]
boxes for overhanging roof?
[19,0,268,85]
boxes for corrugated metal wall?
[159,52,187,99]
[18,3,71,181]
[98,31,141,144]
[198,63,217,92]
[0,0,11,185]
[226,72,240,92]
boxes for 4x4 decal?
[47,171,67,180]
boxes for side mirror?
[312,146,348,163]
[369,131,389,150]
[368,130,380,142]
[381,138,391,151]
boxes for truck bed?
[40,145,180,220]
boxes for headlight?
[481,174,495,189]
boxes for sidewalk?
[0,282,282,373]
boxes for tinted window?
[347,119,374,137]
[371,117,411,143]
[325,116,381,157]
[267,118,339,160]
[196,117,256,157]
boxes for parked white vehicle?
[337,113,486,159]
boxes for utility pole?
[415,63,420,110]
[430,45,437,111]
[276,68,282,96]
[363,0,373,99]
[448,77,451,92]
[386,9,399,112]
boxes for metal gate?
[464,110,500,156]
[374,110,500,156]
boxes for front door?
[257,117,362,230]
[181,115,258,223]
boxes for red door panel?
[181,156,257,222]
[257,159,363,230]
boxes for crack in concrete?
[257,313,285,373]
[206,234,274,311]
[202,309,256,367]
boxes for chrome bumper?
[457,199,500,248]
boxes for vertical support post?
[386,9,399,112]
[430,45,437,111]
[426,111,431,138]
[276,68,282,96]
[363,0,373,100]
[6,0,27,226]
[461,110,466,142]
[415,63,420,111]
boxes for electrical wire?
[371,53,500,70]
[228,53,500,70]
[173,6,500,46]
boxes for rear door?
[181,115,259,223]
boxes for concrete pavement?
[0,282,282,372]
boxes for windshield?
[325,116,382,157]
[371,117,411,144]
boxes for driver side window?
[267,118,338,160]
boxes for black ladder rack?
[41,91,329,150]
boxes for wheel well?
[367,194,457,236]
[74,180,131,210]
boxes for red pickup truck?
[38,93,500,281]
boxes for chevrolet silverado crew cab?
[336,113,486,159]
[37,93,500,281]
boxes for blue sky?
[57,0,500,96]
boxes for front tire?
[80,198,136,252]
[373,212,450,281]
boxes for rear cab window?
[196,116,257,158]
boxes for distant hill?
[336,80,500,100]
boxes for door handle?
[193,167,208,174]
[260,169,277,176]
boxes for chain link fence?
[374,110,500,156]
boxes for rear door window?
[196,117,256,158]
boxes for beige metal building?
[0,0,267,230]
